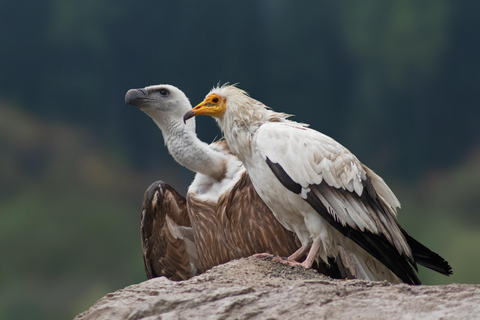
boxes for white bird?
[184,84,452,284]
[126,84,306,280]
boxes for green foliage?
[0,104,149,319]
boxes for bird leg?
[288,245,311,261]
[300,240,321,268]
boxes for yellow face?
[184,94,226,122]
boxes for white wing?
[256,122,365,195]
[254,121,410,256]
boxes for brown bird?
[126,84,309,280]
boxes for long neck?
[155,118,228,181]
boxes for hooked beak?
[183,95,226,124]
[125,88,148,107]
[183,110,196,123]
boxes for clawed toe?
[252,253,276,259]
[272,256,304,267]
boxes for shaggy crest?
[210,84,305,125]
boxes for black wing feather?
[266,157,302,194]
[267,160,421,284]
[402,229,452,276]
[305,190,421,285]
[267,159,452,284]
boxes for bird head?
[183,93,227,123]
[183,84,279,128]
[125,84,195,131]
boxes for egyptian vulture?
[184,84,453,284]
[125,84,311,280]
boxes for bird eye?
[212,97,219,103]
[159,88,169,96]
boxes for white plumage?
[185,84,452,284]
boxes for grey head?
[125,84,226,177]
[125,84,195,132]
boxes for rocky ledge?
[76,256,479,320]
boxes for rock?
[76,256,480,320]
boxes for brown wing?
[216,171,352,279]
[211,141,298,256]
[186,193,236,271]
[141,181,200,281]
[217,171,298,257]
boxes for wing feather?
[257,123,367,195]
[362,164,401,210]
[140,181,200,281]
[216,171,298,258]
[255,122,410,255]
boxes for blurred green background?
[1,0,479,319]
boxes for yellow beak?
[183,95,226,123]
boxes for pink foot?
[272,256,305,267]
[252,252,275,258]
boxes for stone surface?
[76,256,480,320]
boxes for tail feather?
[403,229,453,276]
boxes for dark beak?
[125,88,148,107]
[183,110,195,124]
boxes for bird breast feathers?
[255,122,366,197]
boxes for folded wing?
[141,181,200,281]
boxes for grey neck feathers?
[154,118,228,181]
